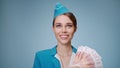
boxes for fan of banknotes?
[71,46,103,68]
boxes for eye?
[55,24,62,28]
[67,25,72,27]
[66,24,73,28]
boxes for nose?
[62,27,67,33]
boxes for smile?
[60,35,69,39]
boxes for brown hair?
[53,12,77,30]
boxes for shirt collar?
[50,45,77,56]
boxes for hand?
[72,52,95,68]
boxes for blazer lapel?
[50,46,61,68]
[72,46,77,53]
[52,57,61,68]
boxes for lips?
[59,35,69,39]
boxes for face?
[53,15,76,45]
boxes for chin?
[59,40,70,45]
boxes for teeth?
[60,35,68,39]
[61,35,67,37]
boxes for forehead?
[54,15,73,24]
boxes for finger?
[77,52,81,61]
[80,52,84,60]
[75,52,79,59]
[73,52,80,64]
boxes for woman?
[33,3,95,68]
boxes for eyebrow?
[55,22,73,25]
[55,23,61,25]
[66,22,73,25]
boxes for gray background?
[0,0,120,68]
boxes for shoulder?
[36,49,52,57]
[35,46,57,57]
[33,46,57,68]
[34,48,55,68]
[34,48,53,63]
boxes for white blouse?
[55,52,76,68]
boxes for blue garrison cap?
[54,3,69,18]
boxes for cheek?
[53,29,60,35]
[68,29,75,35]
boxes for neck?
[57,43,72,56]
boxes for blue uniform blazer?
[33,46,77,68]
